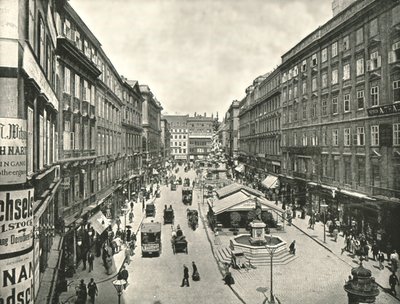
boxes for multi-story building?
[161,116,171,161]
[164,115,189,162]
[238,72,281,184]
[140,85,163,181]
[187,114,214,161]
[0,1,61,302]
[217,119,229,157]
[278,0,400,248]
[121,78,143,199]
[225,100,241,160]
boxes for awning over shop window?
[235,164,244,173]
[261,175,279,189]
[89,211,110,235]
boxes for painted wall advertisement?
[0,189,34,255]
[0,118,27,184]
[0,252,33,304]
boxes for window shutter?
[388,51,396,64]
[366,59,372,71]
[377,56,382,68]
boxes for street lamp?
[112,279,126,304]
[121,207,130,243]
[265,236,277,304]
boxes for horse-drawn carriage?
[182,187,193,205]
[163,205,174,225]
[187,209,199,230]
[171,226,188,254]
[145,202,155,217]
[141,221,161,257]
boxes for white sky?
[69,0,332,118]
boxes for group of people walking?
[181,262,200,287]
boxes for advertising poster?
[0,252,33,304]
[0,189,34,255]
[0,118,27,184]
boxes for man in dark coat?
[180,264,190,287]
[87,278,98,303]
[289,240,296,255]
[76,279,87,304]
[88,251,95,272]
[82,250,87,270]
[118,266,129,289]
[192,261,200,281]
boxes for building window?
[322,155,328,177]
[343,35,350,51]
[39,115,44,169]
[311,102,317,118]
[311,53,317,67]
[343,63,350,80]
[302,82,307,94]
[394,123,400,146]
[369,18,378,37]
[356,58,364,76]
[302,133,307,146]
[357,157,365,186]
[293,132,297,146]
[294,86,298,98]
[332,68,338,84]
[371,125,379,146]
[357,127,365,146]
[368,51,381,70]
[301,59,307,72]
[322,72,328,88]
[371,86,379,106]
[74,74,80,98]
[27,107,34,174]
[332,42,338,58]
[64,67,71,94]
[302,104,307,120]
[357,90,365,109]
[344,94,350,112]
[344,157,352,185]
[312,77,317,91]
[356,27,364,45]
[393,80,400,103]
[332,97,338,114]
[332,129,338,146]
[322,99,328,116]
[333,156,339,181]
[372,163,381,187]
[322,129,327,146]
[321,48,328,63]
[344,128,351,146]
[389,41,400,63]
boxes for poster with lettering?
[0,189,34,255]
[0,253,33,304]
[0,118,27,184]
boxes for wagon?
[163,206,174,225]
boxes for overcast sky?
[69,0,332,118]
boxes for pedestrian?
[130,200,134,210]
[87,278,98,304]
[88,251,95,272]
[76,279,87,304]
[332,227,339,242]
[118,265,129,289]
[116,218,121,231]
[192,261,200,281]
[223,271,235,286]
[126,228,132,243]
[390,250,399,273]
[289,240,296,255]
[125,246,131,264]
[372,242,379,261]
[180,264,190,287]
[82,250,87,270]
[363,244,370,261]
[389,272,399,296]
[378,250,385,270]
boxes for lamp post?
[112,279,126,304]
[121,207,130,243]
[265,237,277,304]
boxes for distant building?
[161,117,171,161]
[163,115,189,161]
[226,100,241,159]
[187,113,214,161]
[140,85,163,181]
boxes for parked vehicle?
[182,187,193,205]
[171,226,188,254]
[141,221,161,257]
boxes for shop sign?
[0,189,34,255]
[0,252,33,304]
[0,118,27,185]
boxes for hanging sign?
[0,189,34,255]
[0,118,27,184]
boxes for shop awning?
[261,175,279,189]
[235,164,244,173]
[89,211,110,234]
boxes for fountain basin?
[230,234,286,255]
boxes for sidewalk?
[58,198,147,304]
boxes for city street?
[96,166,241,304]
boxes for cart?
[182,187,193,205]
[145,202,155,217]
[163,206,174,225]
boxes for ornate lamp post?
[112,279,126,304]
[265,237,277,304]
[121,207,130,243]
